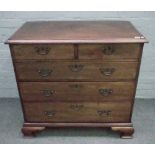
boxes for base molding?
[111,126,134,139]
[22,126,45,136]
[22,122,134,138]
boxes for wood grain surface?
[15,60,139,81]
[6,21,148,44]
[23,101,132,123]
[6,20,147,138]
[12,44,74,60]
[79,43,141,60]
[19,82,135,102]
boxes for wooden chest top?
[6,21,148,44]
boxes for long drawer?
[12,44,74,60]
[19,82,135,102]
[15,61,138,81]
[79,43,140,60]
[24,101,132,123]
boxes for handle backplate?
[70,104,84,111]
[68,64,84,72]
[44,110,56,117]
[35,47,50,55]
[42,90,55,97]
[99,88,113,96]
[97,110,111,116]
[102,45,114,55]
[38,69,52,77]
[99,68,115,76]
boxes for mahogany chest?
[6,21,148,138]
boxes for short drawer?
[19,82,135,102]
[24,101,131,123]
[15,61,138,81]
[79,43,141,60]
[12,44,74,60]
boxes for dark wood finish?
[12,44,74,60]
[129,44,144,122]
[22,126,45,136]
[22,122,133,137]
[6,21,147,138]
[19,82,135,102]
[9,45,27,121]
[23,101,132,123]
[111,126,134,138]
[5,21,148,44]
[79,43,141,60]
[24,122,133,127]
[74,44,79,59]
[15,60,139,81]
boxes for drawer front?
[12,44,74,60]
[19,82,134,102]
[79,44,140,60]
[15,61,138,81]
[24,101,131,123]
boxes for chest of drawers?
[6,21,148,138]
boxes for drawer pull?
[35,47,50,55]
[99,88,113,96]
[42,90,55,97]
[70,104,84,111]
[97,110,111,116]
[68,64,84,72]
[38,69,52,77]
[102,45,114,55]
[99,68,115,76]
[44,110,56,117]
